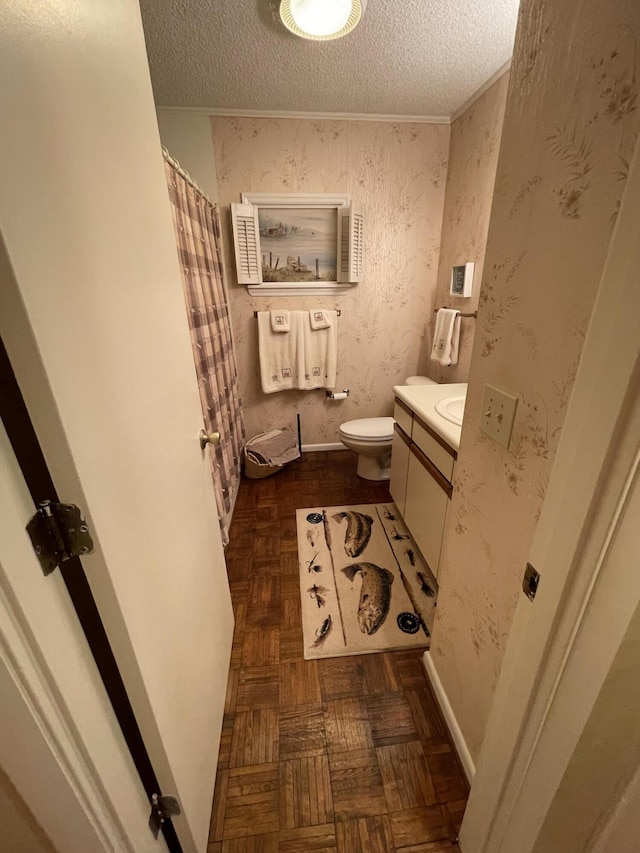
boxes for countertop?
[393,383,468,451]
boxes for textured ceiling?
[139,0,520,118]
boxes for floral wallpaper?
[429,0,640,762]
[427,74,510,384]
[211,117,449,444]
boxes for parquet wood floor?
[209,451,468,852]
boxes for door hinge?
[26,500,94,576]
[149,793,181,839]
[523,562,540,602]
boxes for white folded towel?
[257,310,338,393]
[303,311,337,390]
[309,309,331,330]
[430,308,461,366]
[258,311,306,393]
[271,310,290,332]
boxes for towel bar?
[434,307,477,318]
[254,309,341,317]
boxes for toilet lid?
[340,417,395,441]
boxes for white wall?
[428,0,640,764]
[458,105,640,853]
[156,110,219,202]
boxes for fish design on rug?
[342,562,394,635]
[332,511,373,557]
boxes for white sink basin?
[435,395,466,426]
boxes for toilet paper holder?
[326,390,349,400]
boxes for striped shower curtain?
[165,156,245,545]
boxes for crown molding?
[449,59,512,123]
[156,105,450,125]
[155,61,512,126]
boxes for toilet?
[339,376,436,480]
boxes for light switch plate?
[480,384,518,448]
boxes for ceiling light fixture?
[279,0,367,41]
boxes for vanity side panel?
[390,425,411,515]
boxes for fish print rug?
[296,503,438,660]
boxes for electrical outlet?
[480,384,518,448]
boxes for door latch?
[149,793,181,839]
[26,500,94,576]
[522,562,540,602]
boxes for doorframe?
[0,410,171,852]
[0,335,183,852]
[459,140,640,850]
[0,548,141,853]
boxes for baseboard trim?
[422,651,476,784]
[301,443,348,452]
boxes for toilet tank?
[404,376,437,386]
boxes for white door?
[0,3,234,853]
[458,139,640,850]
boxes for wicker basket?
[243,446,284,479]
[243,430,288,479]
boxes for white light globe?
[289,0,352,37]
[280,0,365,41]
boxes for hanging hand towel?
[309,309,331,330]
[270,309,290,332]
[430,308,461,366]
[258,311,306,393]
[303,310,338,390]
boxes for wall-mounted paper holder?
[326,390,349,400]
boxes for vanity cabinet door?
[404,448,449,578]
[412,416,456,481]
[390,425,411,515]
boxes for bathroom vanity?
[390,383,467,579]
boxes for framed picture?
[242,193,351,284]
[450,262,475,297]
[256,205,338,283]
[235,193,359,296]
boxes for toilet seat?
[339,417,394,442]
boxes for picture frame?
[450,262,475,298]
[239,192,355,296]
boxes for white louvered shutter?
[231,202,262,285]
[337,207,364,283]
